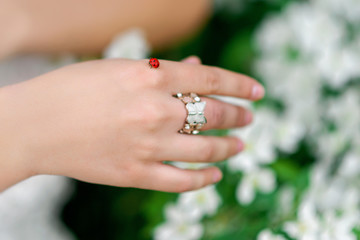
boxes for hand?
[0,57,264,192]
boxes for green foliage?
[220,30,254,73]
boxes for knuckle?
[148,109,169,129]
[137,139,159,160]
[137,102,170,132]
[145,70,167,88]
[205,69,221,93]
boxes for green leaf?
[219,31,255,74]
[271,158,302,183]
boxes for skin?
[0,0,211,58]
[0,57,264,192]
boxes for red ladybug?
[149,58,160,68]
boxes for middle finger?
[200,96,252,130]
[156,60,265,100]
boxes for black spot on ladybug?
[149,58,159,68]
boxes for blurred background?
[1,0,360,239]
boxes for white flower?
[171,162,210,170]
[255,14,294,55]
[314,0,360,23]
[268,64,322,127]
[341,187,360,222]
[165,203,201,223]
[154,204,204,240]
[154,221,203,240]
[254,55,291,88]
[338,152,360,180]
[306,164,348,211]
[236,167,276,205]
[326,90,360,136]
[316,132,349,163]
[257,229,286,240]
[286,3,345,56]
[103,28,150,59]
[255,58,322,130]
[309,177,347,212]
[228,109,277,172]
[178,185,222,218]
[317,47,360,88]
[208,95,251,109]
[274,114,305,153]
[284,199,321,240]
[319,210,357,240]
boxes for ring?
[176,93,207,134]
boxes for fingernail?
[213,170,222,183]
[237,139,244,153]
[251,85,265,100]
[245,111,253,124]
[182,56,201,64]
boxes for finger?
[181,55,202,64]
[156,135,243,163]
[158,60,265,100]
[138,163,222,192]
[201,96,252,130]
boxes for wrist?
[0,85,36,191]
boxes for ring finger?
[200,96,252,130]
[170,95,253,131]
[155,134,243,163]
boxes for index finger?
[160,60,265,100]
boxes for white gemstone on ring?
[176,92,206,135]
